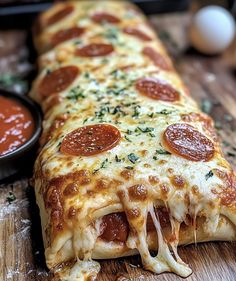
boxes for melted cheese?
[31,1,236,280]
[56,260,100,281]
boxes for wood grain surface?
[1,11,236,281]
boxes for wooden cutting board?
[1,12,236,281]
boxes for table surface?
[0,11,236,281]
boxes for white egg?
[189,6,235,54]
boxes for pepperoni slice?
[123,27,152,41]
[163,123,215,162]
[47,5,74,26]
[38,66,79,98]
[51,27,85,47]
[75,43,114,57]
[60,124,121,156]
[143,47,171,70]
[99,212,129,242]
[135,78,179,102]
[91,12,120,24]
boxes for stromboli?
[30,1,236,280]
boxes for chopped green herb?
[67,86,85,100]
[101,159,109,168]
[115,155,120,162]
[6,191,16,204]
[68,92,85,100]
[125,166,134,170]
[110,69,119,76]
[125,135,132,142]
[91,89,99,95]
[73,39,82,45]
[83,118,89,124]
[148,113,154,118]
[149,133,156,137]
[157,109,173,115]
[93,159,109,174]
[95,105,109,120]
[107,87,126,96]
[115,155,122,162]
[123,102,137,107]
[132,105,141,117]
[156,149,171,155]
[110,69,126,79]
[205,170,214,180]
[102,27,119,41]
[84,72,90,79]
[126,129,133,135]
[101,58,109,64]
[137,127,154,133]
[96,96,104,102]
[112,105,127,116]
[153,156,158,160]
[128,153,139,164]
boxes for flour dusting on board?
[0,183,51,280]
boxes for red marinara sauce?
[0,96,34,156]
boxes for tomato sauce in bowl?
[0,95,34,156]
[0,90,42,180]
